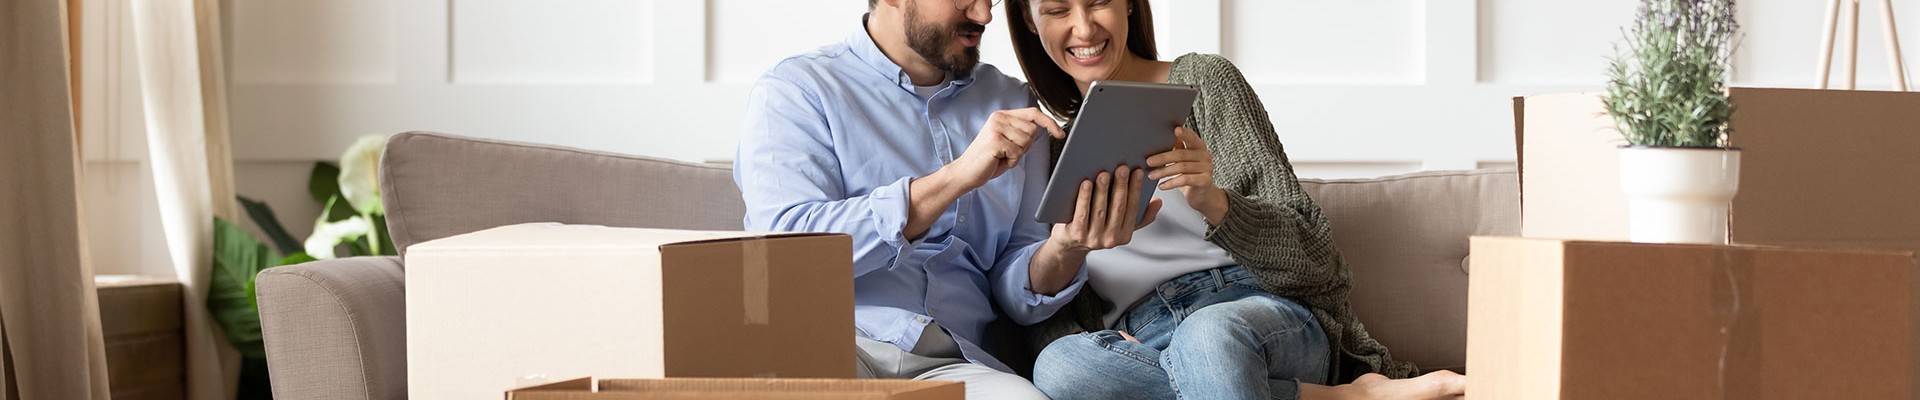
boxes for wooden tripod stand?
[1818,0,1911,90]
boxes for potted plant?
[210,134,395,399]
[1603,0,1743,245]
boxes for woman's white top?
[1083,185,1238,327]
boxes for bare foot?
[1300,371,1466,400]
[1340,371,1465,400]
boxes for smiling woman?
[1001,1,1469,399]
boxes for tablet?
[1034,80,1199,224]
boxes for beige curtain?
[0,0,114,399]
[128,0,242,399]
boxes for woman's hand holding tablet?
[1034,81,1199,225]
[1146,126,1227,224]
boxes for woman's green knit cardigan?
[1033,53,1419,382]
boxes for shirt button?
[958,215,966,223]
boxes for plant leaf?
[308,161,342,205]
[1602,0,1738,148]
[279,252,318,266]
[209,217,274,358]
[237,196,301,256]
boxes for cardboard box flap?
[408,223,839,252]
[601,378,957,394]
[505,377,962,400]
[1723,87,1920,251]
[509,377,594,392]
[1513,92,1626,242]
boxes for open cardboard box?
[407,223,858,400]
[504,377,962,400]
[1467,237,1917,399]
[1514,88,1920,252]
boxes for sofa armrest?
[256,256,405,400]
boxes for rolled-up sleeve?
[988,137,1085,325]
[735,75,931,278]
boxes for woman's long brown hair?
[1004,0,1158,120]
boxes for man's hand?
[908,108,1062,241]
[943,108,1064,188]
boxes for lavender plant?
[1604,0,1742,148]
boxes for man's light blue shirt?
[734,21,1087,373]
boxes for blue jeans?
[1033,265,1330,400]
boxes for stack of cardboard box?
[1472,88,1920,399]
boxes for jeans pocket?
[1086,331,1161,367]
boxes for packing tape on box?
[1710,249,1759,399]
[743,239,770,325]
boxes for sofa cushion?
[1300,168,1518,373]
[380,132,746,255]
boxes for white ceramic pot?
[1618,147,1742,245]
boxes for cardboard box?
[1514,88,1920,252]
[407,223,858,400]
[1466,236,1917,399]
[504,377,963,400]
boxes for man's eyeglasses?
[954,0,1003,12]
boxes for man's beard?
[904,1,984,79]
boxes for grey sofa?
[256,131,1516,399]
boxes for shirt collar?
[849,14,976,94]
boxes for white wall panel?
[708,0,868,83]
[1224,0,1426,85]
[52,0,1885,262]
[452,0,657,84]
[1146,0,1221,57]
[1477,0,1634,85]
[232,0,396,84]
[193,0,1919,251]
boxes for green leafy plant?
[1603,0,1742,148]
[209,134,393,399]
